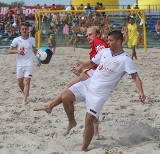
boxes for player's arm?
[33,47,38,56]
[131,73,146,103]
[8,46,24,55]
[72,60,96,76]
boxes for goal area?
[35,9,147,52]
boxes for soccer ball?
[36,47,53,64]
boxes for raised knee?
[61,90,75,104]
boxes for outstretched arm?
[131,73,146,103]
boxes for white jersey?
[10,36,36,67]
[84,48,137,97]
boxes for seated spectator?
[101,25,110,42]
[14,3,23,16]
[126,5,132,19]
[93,15,100,26]
[36,4,41,13]
[65,5,72,11]
[29,24,36,37]
[14,3,25,27]
[2,29,16,42]
[77,4,84,10]
[99,3,106,16]
[104,15,111,31]
[94,2,100,10]
[155,20,160,40]
[77,4,84,16]
[51,4,56,10]
[85,3,92,10]
[5,6,15,21]
[134,4,140,9]
[50,4,57,23]
[41,4,50,22]
[56,13,62,25]
[3,14,10,26]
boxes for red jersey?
[89,37,108,70]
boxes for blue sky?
[2,0,135,6]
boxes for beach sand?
[0,47,160,154]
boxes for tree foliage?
[0,1,26,7]
[0,2,8,7]
[10,1,26,6]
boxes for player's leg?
[17,78,24,92]
[34,72,89,113]
[22,77,31,104]
[93,118,100,140]
[82,112,95,151]
[22,66,32,104]
[62,89,77,136]
[17,66,24,92]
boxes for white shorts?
[17,66,33,79]
[69,81,110,118]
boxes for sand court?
[0,47,160,153]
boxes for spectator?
[94,2,100,10]
[134,4,140,9]
[14,3,25,27]
[67,22,78,50]
[126,5,132,19]
[14,3,23,16]
[155,20,160,40]
[126,16,141,59]
[85,3,92,10]
[63,21,69,41]
[41,4,50,22]
[29,24,36,37]
[5,6,15,21]
[121,22,128,45]
[65,5,72,11]
[99,3,106,16]
[77,4,84,10]
[48,26,57,54]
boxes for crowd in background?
[0,2,150,47]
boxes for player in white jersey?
[61,31,146,151]
[8,23,38,104]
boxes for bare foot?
[22,99,28,105]
[81,147,89,152]
[63,121,77,136]
[94,133,100,140]
[34,104,52,114]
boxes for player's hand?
[139,93,146,104]
[18,47,25,55]
[36,62,41,67]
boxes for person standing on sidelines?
[126,16,141,59]
[34,26,108,139]
[8,22,39,104]
[61,31,145,151]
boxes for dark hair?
[128,16,135,21]
[108,31,123,42]
[20,22,29,27]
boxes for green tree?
[0,2,8,7]
[10,1,26,6]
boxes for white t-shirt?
[10,36,36,67]
[84,48,137,97]
[65,6,71,10]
